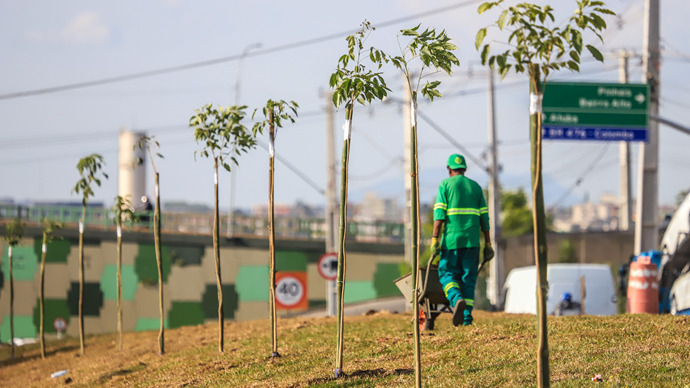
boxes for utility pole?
[487,69,503,308]
[324,91,338,317]
[228,42,262,237]
[635,0,660,254]
[618,50,632,231]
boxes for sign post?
[318,252,338,316]
[542,82,649,141]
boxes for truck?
[503,263,618,316]
[658,191,690,314]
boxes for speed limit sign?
[275,272,308,310]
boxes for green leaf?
[475,28,487,50]
[590,13,607,31]
[401,24,421,36]
[594,8,616,16]
[480,44,491,65]
[478,2,494,14]
[498,9,509,30]
[496,53,506,69]
[571,30,583,53]
[586,44,603,62]
[499,64,511,79]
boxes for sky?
[1,0,689,214]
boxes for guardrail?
[0,204,404,243]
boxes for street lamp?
[228,42,262,237]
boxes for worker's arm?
[432,220,444,238]
[430,220,444,257]
[483,230,491,245]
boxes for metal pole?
[487,69,503,308]
[618,50,632,231]
[228,42,262,237]
[325,91,338,317]
[651,115,690,136]
[634,0,660,254]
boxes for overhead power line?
[255,139,325,195]
[0,0,481,101]
[548,144,611,211]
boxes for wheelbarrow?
[393,257,451,332]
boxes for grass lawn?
[0,310,687,387]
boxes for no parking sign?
[275,272,308,310]
[317,252,338,281]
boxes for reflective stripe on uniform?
[465,299,474,307]
[443,281,460,297]
[447,207,481,216]
[434,203,448,211]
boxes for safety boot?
[452,298,466,327]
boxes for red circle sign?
[275,272,308,310]
[318,252,338,281]
[53,317,67,332]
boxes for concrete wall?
[502,230,635,275]
[500,229,667,288]
[0,222,659,339]
[0,225,404,339]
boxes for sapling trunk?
[213,164,224,353]
[72,153,107,356]
[409,91,422,387]
[335,104,353,376]
[79,208,86,355]
[40,237,47,358]
[268,118,279,357]
[9,246,15,359]
[191,105,256,356]
[117,221,123,351]
[328,22,387,376]
[154,173,165,355]
[529,64,550,387]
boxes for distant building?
[251,203,291,218]
[164,201,211,213]
[291,201,322,219]
[354,192,402,222]
[570,193,620,231]
[551,193,642,232]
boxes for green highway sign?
[542,82,650,142]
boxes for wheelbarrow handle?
[478,259,488,273]
[417,253,438,304]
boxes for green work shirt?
[433,174,490,249]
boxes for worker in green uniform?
[430,154,494,326]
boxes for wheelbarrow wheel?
[419,306,435,332]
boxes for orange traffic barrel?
[627,256,659,314]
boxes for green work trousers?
[438,247,479,325]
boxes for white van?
[502,264,617,316]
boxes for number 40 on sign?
[275,272,308,310]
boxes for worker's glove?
[483,242,495,262]
[430,237,440,257]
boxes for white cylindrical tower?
[118,129,147,209]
